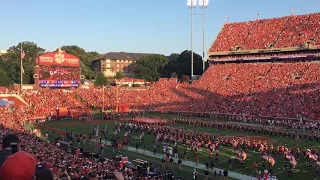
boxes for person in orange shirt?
[119,161,124,169]
[165,155,169,169]
[100,143,104,155]
[253,161,258,174]
[95,142,99,152]
[195,154,199,166]
[117,143,121,153]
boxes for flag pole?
[20,44,23,92]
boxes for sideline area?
[97,139,253,180]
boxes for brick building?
[92,52,154,77]
[0,50,7,55]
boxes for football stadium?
[0,2,320,180]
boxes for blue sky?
[0,0,319,55]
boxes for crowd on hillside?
[22,89,86,119]
[74,61,320,121]
[0,60,319,122]
[0,87,18,94]
[192,62,320,120]
[210,12,320,52]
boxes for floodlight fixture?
[187,0,197,7]
[199,0,209,7]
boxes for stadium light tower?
[291,8,295,16]
[187,0,209,78]
[187,0,196,79]
[199,0,209,73]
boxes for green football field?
[33,112,320,180]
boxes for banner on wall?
[58,107,68,117]
[119,105,130,112]
[39,80,80,87]
[209,54,316,62]
[0,98,14,107]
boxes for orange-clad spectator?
[253,161,258,174]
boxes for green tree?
[175,50,203,77]
[0,57,12,86]
[0,69,12,86]
[135,54,169,81]
[168,53,179,62]
[161,50,204,79]
[94,72,109,86]
[114,71,125,79]
[0,56,4,68]
[6,42,45,84]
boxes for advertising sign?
[39,80,80,87]
[37,51,80,67]
[209,54,316,62]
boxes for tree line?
[98,50,208,85]
[0,42,207,86]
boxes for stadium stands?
[0,122,139,179]
[0,14,318,122]
[0,87,17,94]
[210,21,255,51]
[209,12,320,52]
[23,89,86,118]
[0,11,319,179]
[73,60,320,121]
[245,17,287,50]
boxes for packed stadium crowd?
[73,60,320,121]
[0,11,318,180]
[0,87,18,94]
[23,89,86,119]
[210,12,320,52]
[4,58,316,123]
[0,123,137,179]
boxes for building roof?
[99,52,155,61]
[0,50,7,54]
